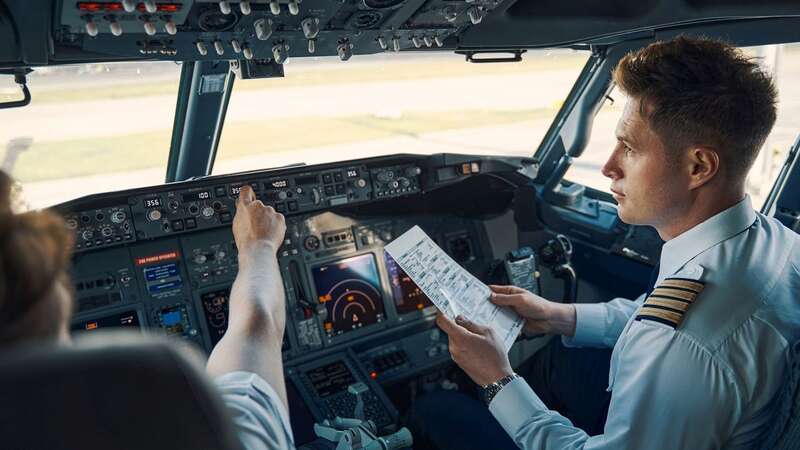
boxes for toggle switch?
[164,18,177,35]
[423,35,433,47]
[240,1,251,15]
[143,19,157,36]
[467,6,483,25]
[288,0,300,15]
[219,0,231,14]
[392,36,401,52]
[307,39,316,54]
[213,40,225,56]
[434,35,444,47]
[109,18,123,36]
[269,0,280,15]
[254,18,273,40]
[301,17,319,39]
[196,41,208,56]
[272,43,289,64]
[242,45,254,59]
[122,0,136,13]
[143,0,157,14]
[231,39,242,53]
[377,35,388,50]
[337,41,353,61]
[411,36,422,48]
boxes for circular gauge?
[312,254,385,337]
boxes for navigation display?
[143,262,183,298]
[312,254,385,338]
[306,361,357,398]
[71,309,141,332]
[385,252,433,314]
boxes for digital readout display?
[143,262,183,297]
[269,179,289,189]
[306,361,357,398]
[71,310,141,332]
[143,197,162,208]
[181,190,211,202]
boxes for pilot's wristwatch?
[482,372,520,406]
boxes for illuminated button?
[185,218,197,229]
[287,201,299,212]
[171,219,184,231]
[322,174,332,184]
[333,172,344,182]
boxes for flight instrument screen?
[385,252,433,314]
[312,254,385,338]
[306,360,357,398]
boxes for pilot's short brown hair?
[613,36,778,182]
[0,171,73,345]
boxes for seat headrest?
[0,331,242,450]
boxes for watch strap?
[482,372,519,406]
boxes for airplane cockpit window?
[0,61,182,210]
[564,43,800,209]
[213,51,588,173]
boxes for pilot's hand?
[436,313,513,387]
[232,185,286,262]
[489,285,576,337]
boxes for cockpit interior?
[1,1,800,449]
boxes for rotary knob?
[81,230,94,241]
[304,235,321,251]
[194,254,208,264]
[147,209,163,221]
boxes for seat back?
[764,340,800,450]
[0,332,241,450]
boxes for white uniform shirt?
[215,371,296,450]
[489,196,800,449]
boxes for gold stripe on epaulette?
[650,287,697,302]
[637,307,684,326]
[661,278,705,293]
[644,298,691,313]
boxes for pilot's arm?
[440,313,741,450]
[206,185,295,450]
[561,295,645,348]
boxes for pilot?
[0,174,294,449]
[414,36,800,449]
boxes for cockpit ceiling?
[1,0,800,67]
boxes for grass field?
[6,107,553,182]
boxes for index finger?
[237,185,256,206]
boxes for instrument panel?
[58,153,535,438]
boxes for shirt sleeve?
[491,322,741,450]
[562,295,643,348]
[215,371,295,450]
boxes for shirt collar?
[658,196,757,282]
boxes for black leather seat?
[0,332,242,450]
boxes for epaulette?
[635,277,705,329]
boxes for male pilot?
[424,36,800,449]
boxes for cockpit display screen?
[385,252,433,314]
[71,309,141,332]
[312,254,385,337]
[306,360,356,398]
[143,262,182,298]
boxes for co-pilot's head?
[602,36,777,232]
[0,171,74,346]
